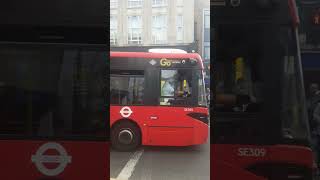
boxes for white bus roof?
[148,49,188,54]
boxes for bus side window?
[110,72,145,106]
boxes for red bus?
[212,0,316,179]
[110,51,209,151]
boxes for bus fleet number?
[184,108,194,112]
[238,148,267,157]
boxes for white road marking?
[115,149,144,180]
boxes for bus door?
[0,46,107,179]
[146,67,200,146]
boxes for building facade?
[110,0,195,50]
[194,0,210,82]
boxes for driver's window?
[215,56,263,113]
[160,69,192,106]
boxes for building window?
[110,0,118,9]
[128,0,143,8]
[204,14,210,29]
[110,16,118,45]
[204,11,210,42]
[176,15,183,42]
[203,10,210,59]
[152,0,167,7]
[204,46,210,60]
[128,16,142,45]
[152,15,167,44]
[177,0,183,6]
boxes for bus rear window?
[0,47,107,139]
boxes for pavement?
[110,131,210,180]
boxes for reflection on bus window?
[161,70,176,97]
[280,27,307,139]
[160,69,192,106]
[110,75,144,105]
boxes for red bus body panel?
[0,140,108,179]
[211,144,314,179]
[111,106,208,146]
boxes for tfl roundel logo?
[31,142,72,176]
[120,106,133,118]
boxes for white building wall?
[110,0,195,47]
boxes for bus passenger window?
[0,48,107,138]
[110,74,144,105]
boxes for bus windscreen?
[213,24,309,145]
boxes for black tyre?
[111,121,141,151]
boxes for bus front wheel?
[111,121,141,151]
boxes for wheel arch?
[111,118,143,142]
